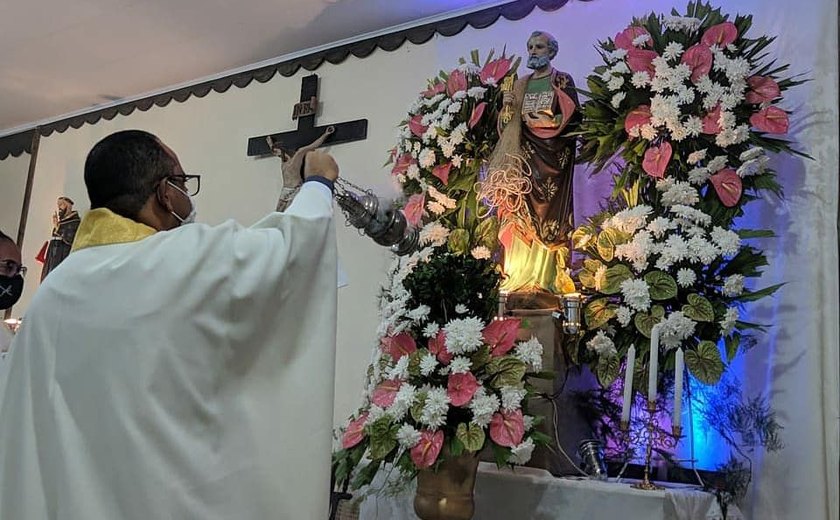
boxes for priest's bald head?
[85,130,198,231]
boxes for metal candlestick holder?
[619,401,681,491]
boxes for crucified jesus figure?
[269,126,335,211]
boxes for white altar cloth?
[359,462,742,520]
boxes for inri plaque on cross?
[247,74,368,157]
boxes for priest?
[0,130,339,519]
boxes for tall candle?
[673,347,684,429]
[621,344,636,424]
[648,324,660,403]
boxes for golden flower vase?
[413,452,480,520]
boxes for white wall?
[0,152,30,239]
[0,1,836,518]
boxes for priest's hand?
[303,151,339,182]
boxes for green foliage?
[685,341,725,385]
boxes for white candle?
[648,324,660,404]
[621,345,636,424]
[673,348,684,429]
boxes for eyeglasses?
[0,260,26,278]
[166,174,201,196]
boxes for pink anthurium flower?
[403,193,426,228]
[745,76,781,104]
[681,44,713,83]
[428,330,453,364]
[709,168,743,207]
[411,430,444,468]
[371,379,403,408]
[469,102,487,129]
[624,105,652,136]
[341,413,368,449]
[750,106,789,134]
[432,163,453,185]
[480,57,513,85]
[447,372,480,407]
[391,153,414,176]
[409,114,428,138]
[702,105,723,135]
[642,141,672,179]
[701,22,738,48]
[614,26,652,51]
[446,69,468,96]
[626,48,658,78]
[482,318,521,357]
[489,409,525,447]
[422,81,445,98]
[381,333,417,360]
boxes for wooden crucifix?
[247,74,368,157]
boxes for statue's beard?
[58,208,67,218]
[527,55,552,70]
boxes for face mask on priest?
[0,233,24,310]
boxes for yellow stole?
[71,208,157,252]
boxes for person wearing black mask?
[0,230,25,357]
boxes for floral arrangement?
[571,1,805,388]
[333,51,550,491]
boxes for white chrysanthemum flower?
[663,15,701,32]
[659,311,697,350]
[427,200,445,215]
[420,353,438,376]
[423,322,440,338]
[607,74,625,92]
[440,141,456,158]
[632,33,651,47]
[467,86,487,98]
[587,330,618,356]
[421,125,437,144]
[471,246,491,260]
[720,307,739,335]
[420,387,451,428]
[686,235,720,265]
[640,124,658,141]
[658,179,700,207]
[670,205,712,227]
[395,173,407,184]
[418,148,436,168]
[615,230,653,273]
[444,317,486,355]
[607,48,628,63]
[447,101,463,114]
[469,388,500,427]
[646,216,676,238]
[367,404,388,423]
[451,154,463,168]
[677,268,697,288]
[737,156,769,178]
[723,274,746,297]
[389,383,417,420]
[610,61,631,75]
[452,90,469,101]
[448,356,472,375]
[656,234,691,271]
[419,222,450,247]
[501,386,527,411]
[620,278,652,312]
[509,438,535,465]
[611,92,626,109]
[687,166,710,186]
[387,355,411,381]
[631,71,651,88]
[408,98,424,115]
[406,163,421,180]
[514,336,543,372]
[455,304,469,315]
[663,41,684,61]
[605,205,652,234]
[427,186,457,209]
[739,147,764,162]
[686,149,707,165]
[397,423,422,449]
[592,265,608,291]
[710,227,741,256]
[407,305,431,323]
[616,306,633,327]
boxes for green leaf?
[470,346,492,371]
[491,442,512,466]
[596,228,629,262]
[408,349,425,377]
[584,297,617,329]
[474,216,500,250]
[486,357,527,389]
[736,283,784,302]
[595,354,621,388]
[682,293,715,322]
[601,264,633,295]
[725,333,741,363]
[644,271,678,300]
[367,418,398,460]
[456,423,486,452]
[450,437,465,456]
[447,228,470,255]
[737,229,775,239]
[351,460,381,489]
[634,305,665,338]
[685,341,725,385]
[411,392,427,423]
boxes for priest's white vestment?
[0,181,338,520]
